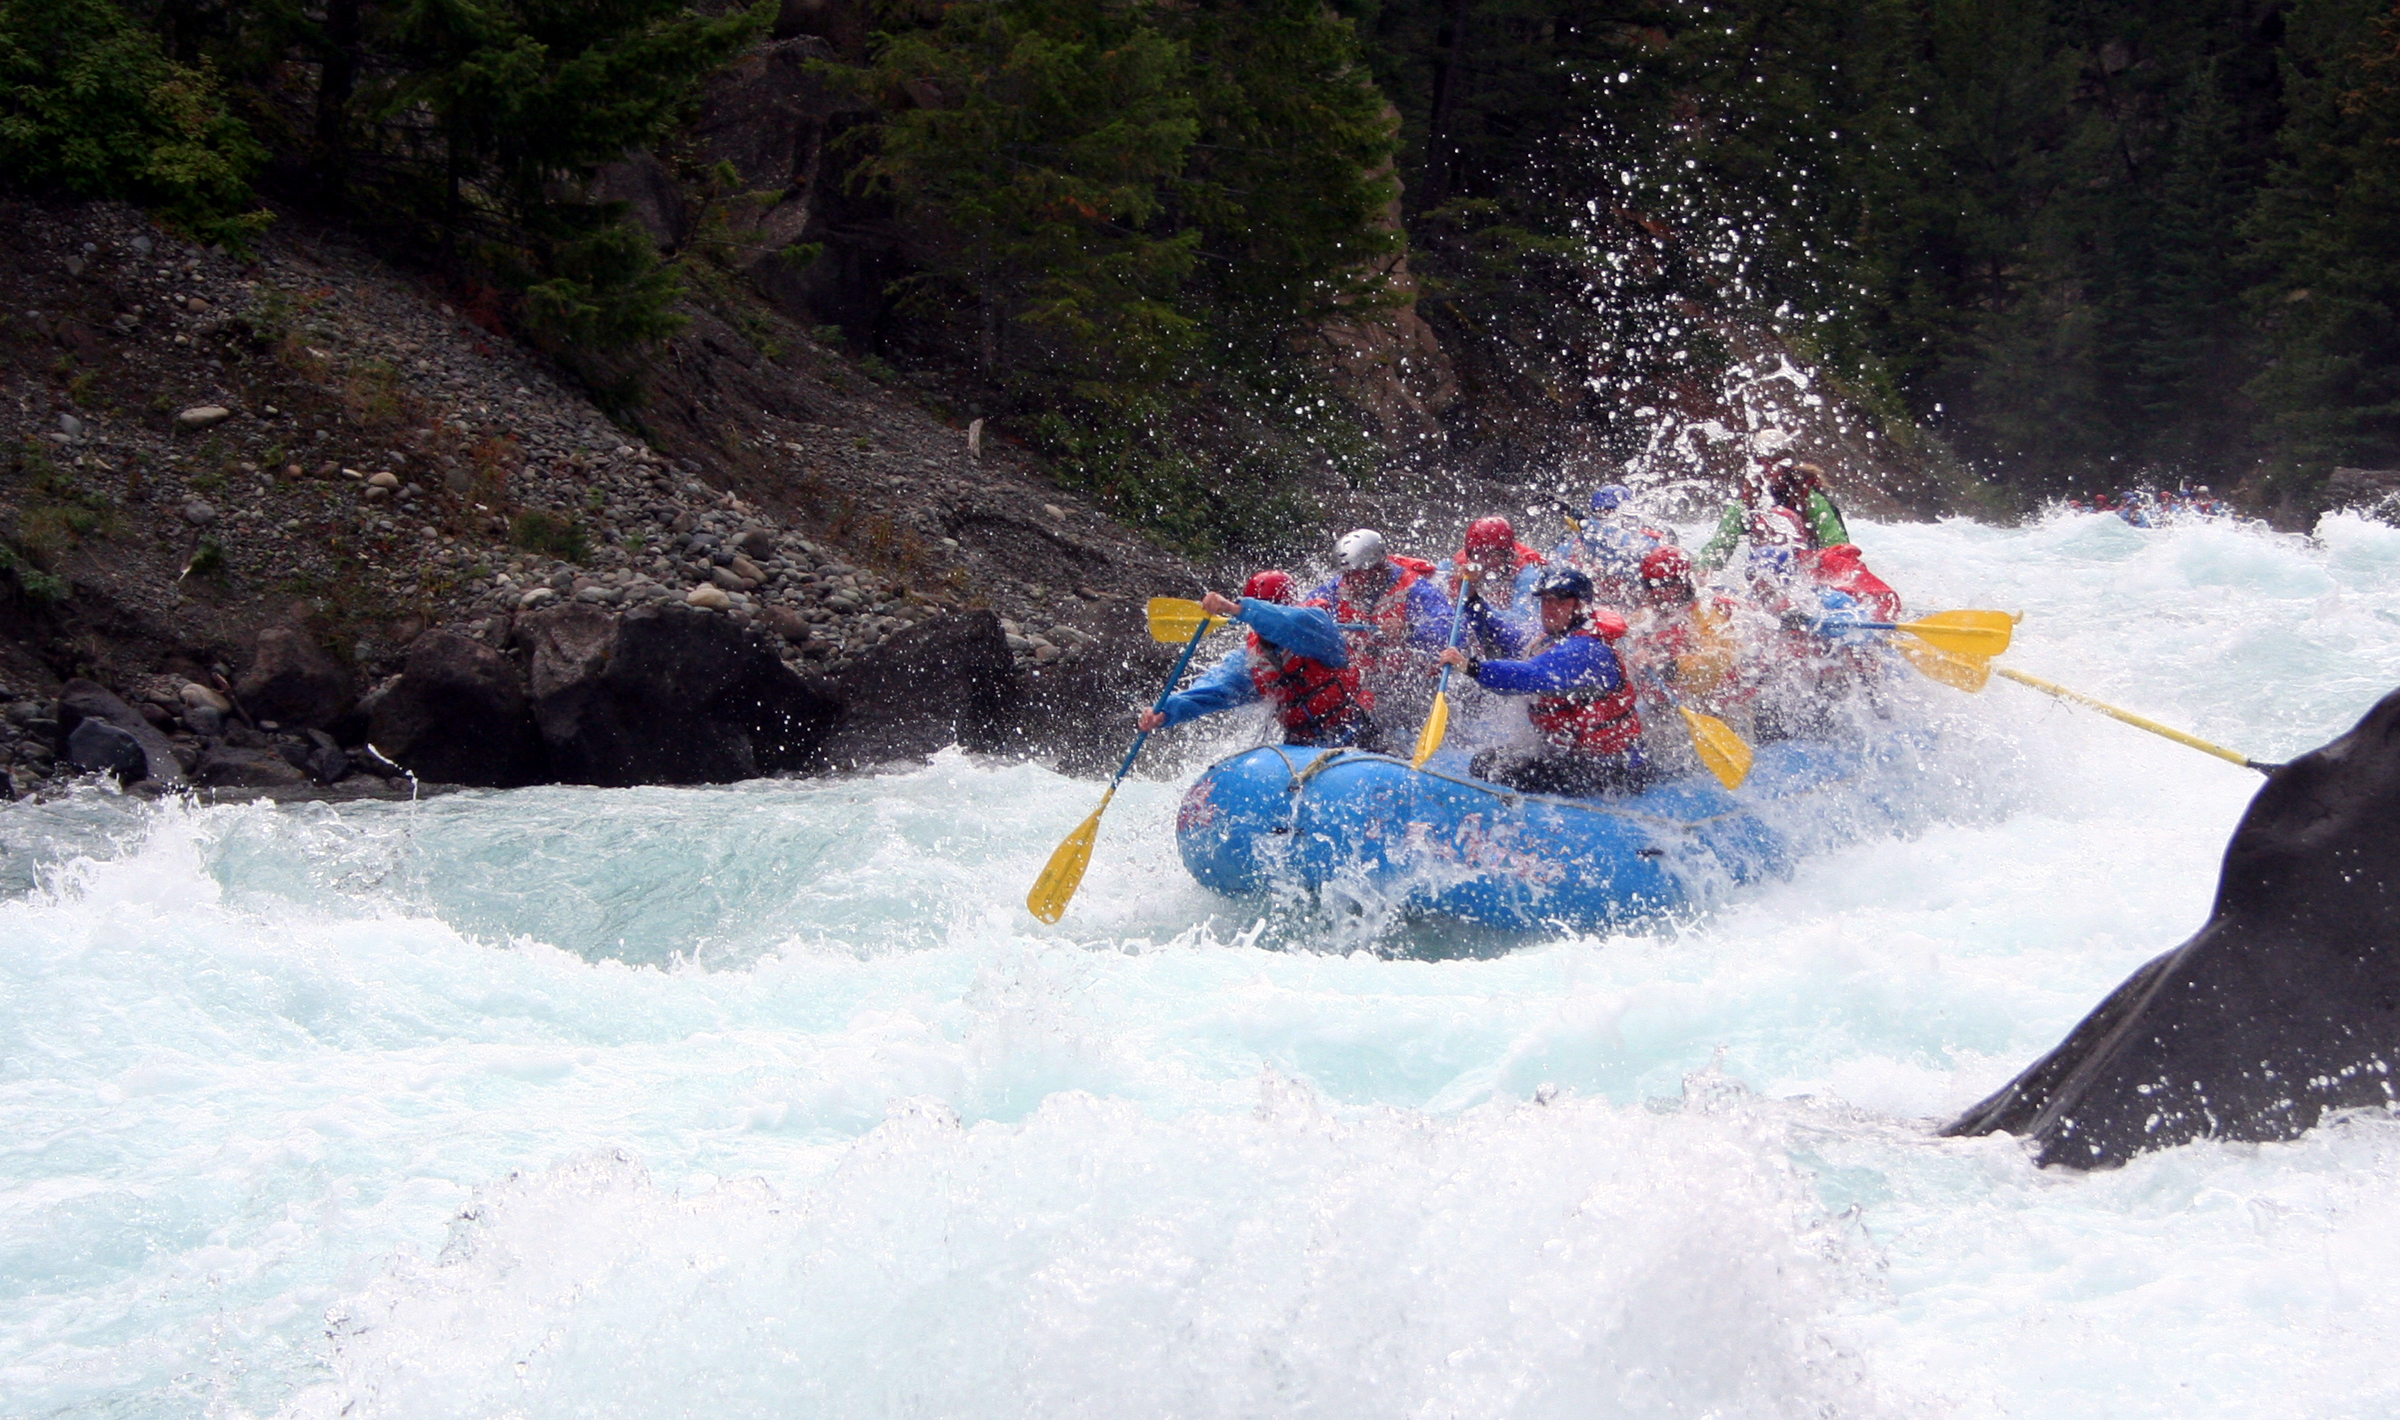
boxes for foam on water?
[5,512,2400,1418]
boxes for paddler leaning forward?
[1136,571,1385,751]
[1438,565,1647,797]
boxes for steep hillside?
[0,199,1198,796]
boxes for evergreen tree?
[1173,0,1400,336]
[849,0,1203,386]
[0,0,269,244]
[843,0,1400,548]
[2127,57,2263,480]
[2244,0,2400,499]
[362,0,774,349]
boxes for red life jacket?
[1335,559,1434,668]
[1246,632,1372,741]
[1804,544,1903,621]
[1446,543,1544,604]
[1524,626,1642,754]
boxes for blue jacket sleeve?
[1473,633,1626,696]
[1153,652,1259,728]
[1508,562,1545,608]
[1237,599,1346,666]
[1463,595,1534,658]
[1804,589,1881,647]
[1405,578,1454,649]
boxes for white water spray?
[3,512,2399,1418]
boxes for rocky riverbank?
[0,199,1197,798]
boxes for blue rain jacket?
[1461,599,1630,697]
[1154,599,1348,729]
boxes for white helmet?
[1336,528,1386,571]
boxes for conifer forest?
[5,0,2397,542]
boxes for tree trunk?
[979,289,999,378]
[314,0,362,206]
[1419,0,1476,212]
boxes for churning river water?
[7,509,2400,1419]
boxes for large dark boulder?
[813,610,1019,769]
[235,627,354,730]
[55,679,183,785]
[66,719,147,781]
[1947,686,2400,1168]
[365,633,546,787]
[521,603,838,785]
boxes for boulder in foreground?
[1946,686,2400,1167]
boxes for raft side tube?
[1174,737,1904,931]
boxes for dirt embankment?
[0,200,1201,795]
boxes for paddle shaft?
[1995,666,2278,774]
[1410,589,1475,767]
[1114,617,1216,785]
[1431,589,1474,702]
[1855,620,2004,637]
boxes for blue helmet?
[1590,484,1632,514]
[1531,566,1594,601]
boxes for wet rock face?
[1947,686,2400,1168]
[365,633,546,788]
[55,678,183,785]
[813,609,1018,769]
[66,718,147,781]
[235,627,354,730]
[521,603,839,786]
[193,742,312,789]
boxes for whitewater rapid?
[6,511,2400,1418]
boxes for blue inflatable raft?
[1173,736,1930,931]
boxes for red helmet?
[1464,517,1516,553]
[1639,546,1693,587]
[1242,569,1295,604]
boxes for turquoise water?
[5,511,2400,1418]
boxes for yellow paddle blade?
[1147,597,1229,644]
[1026,786,1117,923]
[1897,635,1992,692]
[1410,691,1450,769]
[1679,704,1754,789]
[1897,610,2017,657]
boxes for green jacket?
[1694,491,1851,571]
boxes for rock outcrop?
[814,610,1016,769]
[2326,466,2400,521]
[1310,168,1459,447]
[65,718,148,782]
[193,741,313,789]
[1003,625,1181,776]
[55,678,183,785]
[365,633,546,788]
[520,603,839,785]
[235,627,355,730]
[1947,686,2400,1168]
